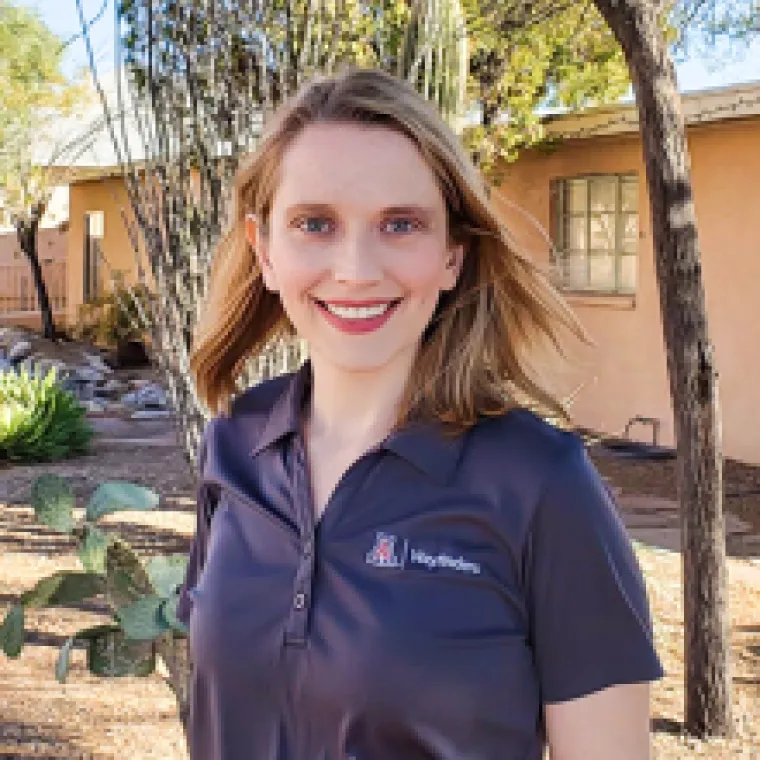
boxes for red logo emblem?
[366,532,405,568]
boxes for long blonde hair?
[190,66,588,432]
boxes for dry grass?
[640,544,760,758]
[0,445,758,758]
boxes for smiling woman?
[182,67,664,760]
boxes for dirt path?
[0,427,758,758]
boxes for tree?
[460,0,630,181]
[590,0,737,738]
[0,1,84,339]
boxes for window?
[552,174,639,294]
[83,211,104,301]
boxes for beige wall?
[67,177,151,327]
[495,115,760,464]
[0,227,68,330]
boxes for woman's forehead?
[272,123,446,211]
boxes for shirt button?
[303,539,313,558]
[293,592,307,610]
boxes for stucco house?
[492,81,760,465]
[5,80,760,463]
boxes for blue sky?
[18,0,760,94]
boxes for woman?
[179,67,664,760]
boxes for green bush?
[0,367,94,462]
[0,474,188,683]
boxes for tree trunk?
[16,207,56,341]
[593,0,731,737]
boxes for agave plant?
[0,475,190,699]
[0,366,93,462]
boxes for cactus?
[0,366,93,462]
[0,474,188,694]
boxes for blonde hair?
[190,66,588,431]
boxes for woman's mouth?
[312,298,402,334]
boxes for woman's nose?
[331,232,383,284]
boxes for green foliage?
[460,1,630,182]
[87,481,160,521]
[145,555,190,598]
[0,368,93,463]
[55,623,156,683]
[0,1,89,218]
[0,473,186,683]
[116,594,171,641]
[79,524,110,574]
[21,571,105,608]
[31,474,76,532]
[0,604,24,658]
[72,275,155,348]
[85,625,156,678]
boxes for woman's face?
[246,122,464,376]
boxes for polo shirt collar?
[249,359,466,484]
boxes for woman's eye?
[383,218,421,234]
[296,217,332,234]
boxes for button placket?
[284,435,317,646]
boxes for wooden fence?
[0,260,67,316]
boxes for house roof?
[52,75,760,183]
[543,79,760,140]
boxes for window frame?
[552,172,639,295]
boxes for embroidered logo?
[365,532,406,568]
[365,533,481,575]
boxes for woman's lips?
[312,297,402,335]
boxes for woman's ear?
[245,214,278,292]
[441,243,465,292]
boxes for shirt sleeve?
[524,437,665,704]
[177,424,216,627]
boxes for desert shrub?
[0,367,94,462]
[72,274,155,349]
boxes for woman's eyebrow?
[284,203,437,218]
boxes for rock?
[131,409,173,419]
[84,352,114,375]
[82,398,109,414]
[92,378,128,400]
[74,366,105,385]
[121,382,168,410]
[0,357,13,374]
[8,339,33,365]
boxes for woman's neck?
[305,353,413,449]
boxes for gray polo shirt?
[177,360,664,759]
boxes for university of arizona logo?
[365,532,406,568]
[366,532,482,575]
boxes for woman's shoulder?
[470,406,584,469]
[460,407,588,505]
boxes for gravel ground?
[0,438,758,758]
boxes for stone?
[74,366,105,385]
[8,339,33,365]
[84,352,114,375]
[82,398,109,414]
[121,383,168,410]
[130,409,173,420]
[92,378,128,400]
